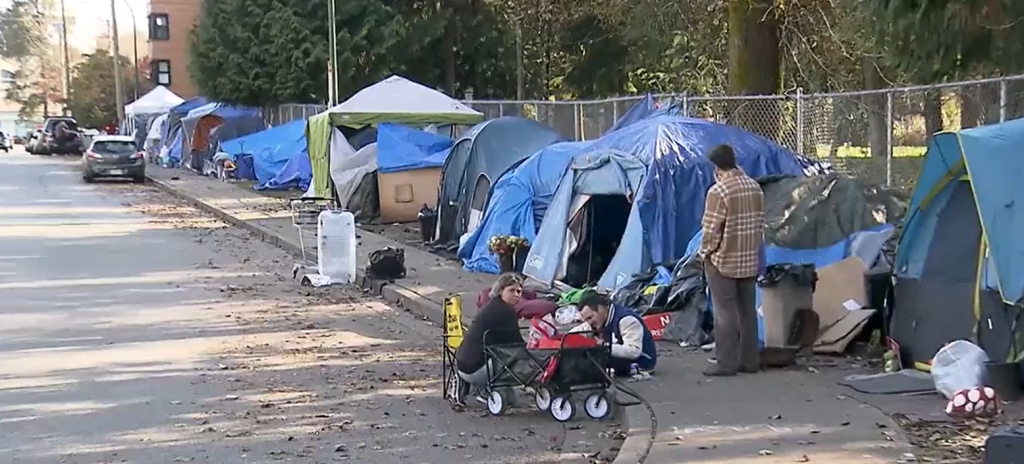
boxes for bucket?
[987,361,1022,401]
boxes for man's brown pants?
[705,263,759,372]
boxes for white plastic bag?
[931,340,989,399]
[555,305,581,325]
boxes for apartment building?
[147,0,200,98]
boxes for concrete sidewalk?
[145,166,917,464]
[144,165,495,324]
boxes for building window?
[0,70,15,84]
[149,13,169,40]
[152,60,171,86]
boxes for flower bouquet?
[487,235,529,272]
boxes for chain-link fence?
[266,75,1024,191]
[264,104,328,126]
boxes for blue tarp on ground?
[219,119,308,188]
[459,115,806,275]
[375,123,453,173]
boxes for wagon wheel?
[534,387,552,411]
[487,391,507,416]
[550,395,575,422]
[584,392,611,420]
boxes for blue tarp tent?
[162,97,210,149]
[375,123,452,173]
[605,94,657,134]
[180,104,264,172]
[460,116,805,281]
[219,119,308,189]
[892,118,1024,366]
[435,117,565,246]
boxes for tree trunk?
[727,0,781,140]
[515,20,524,100]
[443,9,457,95]
[862,57,887,159]
[923,90,943,137]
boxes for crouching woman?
[578,292,657,377]
[455,273,526,403]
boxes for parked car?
[41,117,85,155]
[25,130,44,154]
[82,135,146,183]
[0,132,10,152]
[11,134,24,145]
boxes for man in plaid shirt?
[697,144,765,377]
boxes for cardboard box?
[811,256,869,332]
[814,309,876,354]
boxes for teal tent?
[892,118,1024,366]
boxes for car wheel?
[132,175,146,184]
[83,171,95,183]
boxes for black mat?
[840,370,937,395]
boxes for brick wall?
[147,0,200,98]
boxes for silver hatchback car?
[82,135,145,183]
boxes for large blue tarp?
[219,119,308,188]
[375,123,452,173]
[459,115,806,275]
[606,94,657,134]
[257,149,312,192]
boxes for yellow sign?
[443,295,464,349]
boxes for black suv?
[41,117,86,155]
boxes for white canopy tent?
[324,75,484,128]
[124,86,184,116]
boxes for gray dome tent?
[435,117,564,248]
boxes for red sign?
[642,313,672,341]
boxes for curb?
[613,401,654,464]
[146,173,656,463]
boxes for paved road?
[0,149,620,464]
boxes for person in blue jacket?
[577,292,657,377]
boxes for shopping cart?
[290,197,336,279]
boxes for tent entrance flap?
[560,194,632,288]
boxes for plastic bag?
[555,305,581,325]
[931,340,989,399]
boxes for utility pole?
[327,0,338,106]
[110,0,125,126]
[59,0,72,114]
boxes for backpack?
[367,247,406,280]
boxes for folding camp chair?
[442,294,468,405]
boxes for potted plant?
[488,235,529,273]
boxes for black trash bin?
[417,204,437,243]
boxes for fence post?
[574,103,582,141]
[795,88,804,155]
[681,92,690,117]
[885,91,894,187]
[1000,78,1008,122]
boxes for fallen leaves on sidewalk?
[893,414,995,463]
